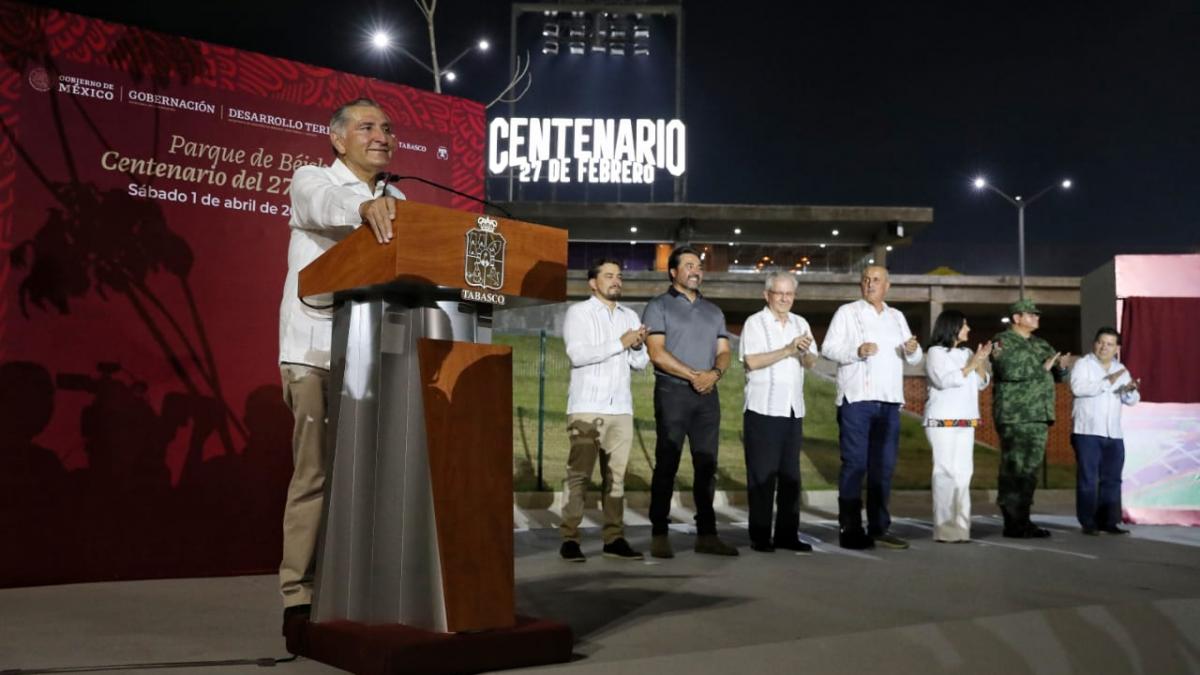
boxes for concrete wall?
[1080,259,1116,354]
[494,301,648,337]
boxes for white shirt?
[1070,353,1139,438]
[821,299,923,406]
[923,346,990,422]
[278,159,404,369]
[563,296,649,415]
[739,307,819,417]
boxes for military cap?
[1008,298,1042,315]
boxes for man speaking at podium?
[277,98,404,631]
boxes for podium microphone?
[376,173,514,219]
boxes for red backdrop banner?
[1120,296,1200,404]
[0,1,484,587]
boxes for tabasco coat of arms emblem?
[464,216,506,291]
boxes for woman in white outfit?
[924,310,992,542]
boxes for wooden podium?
[292,201,572,673]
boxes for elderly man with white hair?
[739,271,819,553]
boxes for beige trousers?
[278,364,329,608]
[559,413,634,544]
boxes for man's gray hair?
[329,98,384,135]
[763,270,798,292]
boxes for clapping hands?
[621,325,649,350]
[792,333,814,355]
[970,341,994,366]
[1118,378,1141,395]
[1043,352,1075,371]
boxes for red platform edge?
[286,615,575,675]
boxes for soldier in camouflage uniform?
[990,299,1075,538]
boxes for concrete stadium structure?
[498,271,1082,352]
[497,200,1084,349]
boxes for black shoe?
[282,604,311,637]
[750,541,775,553]
[1002,504,1045,538]
[1081,527,1100,536]
[838,498,875,550]
[839,530,875,549]
[1003,519,1035,537]
[602,538,644,560]
[1024,522,1051,538]
[1000,505,1021,536]
[1015,501,1051,538]
[560,540,586,562]
[774,539,813,553]
[1101,525,1130,535]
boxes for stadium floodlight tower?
[509,2,685,201]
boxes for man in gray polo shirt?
[642,246,738,558]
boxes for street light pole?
[370,29,491,92]
[1017,201,1025,299]
[441,40,489,75]
[972,177,1072,300]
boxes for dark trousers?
[837,401,900,536]
[743,410,803,545]
[1072,433,1126,529]
[649,378,721,535]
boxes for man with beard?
[642,246,738,558]
[558,259,649,562]
[277,98,402,631]
[991,299,1075,538]
[822,265,923,550]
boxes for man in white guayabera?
[277,98,403,633]
[739,271,819,554]
[821,265,923,551]
[558,258,649,563]
[1070,326,1140,536]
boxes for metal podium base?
[312,291,492,631]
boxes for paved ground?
[3,492,1199,675]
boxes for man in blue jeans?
[642,246,737,559]
[821,266,923,549]
[1069,327,1140,535]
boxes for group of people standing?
[273,97,1141,627]
[557,248,1142,561]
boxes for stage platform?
[3,491,1199,675]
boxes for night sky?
[20,0,1200,275]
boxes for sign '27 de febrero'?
[488,117,685,185]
